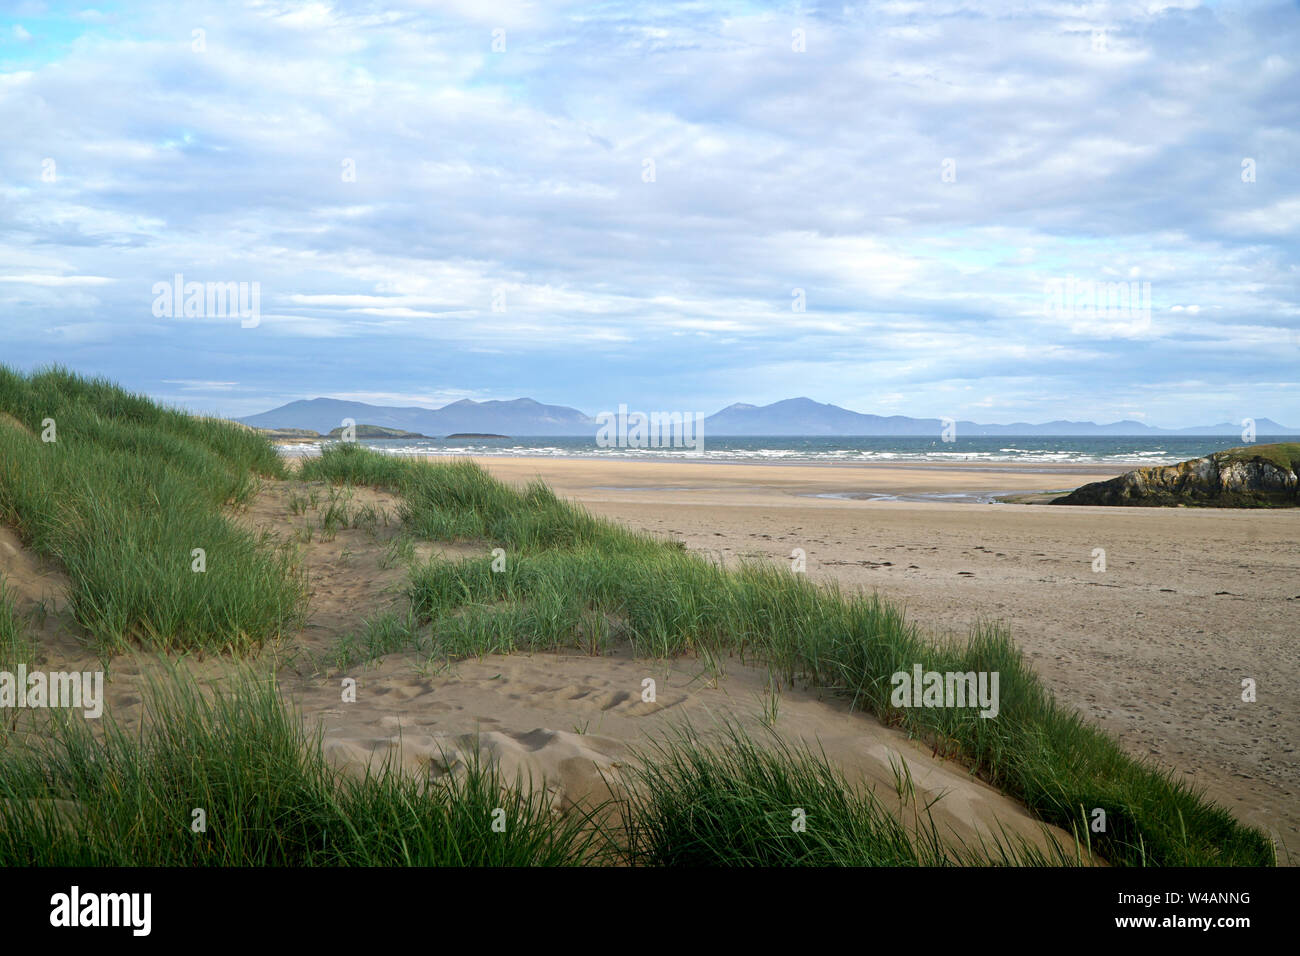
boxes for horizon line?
[230,394,1296,434]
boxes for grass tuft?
[0,666,605,866]
[618,720,1082,866]
[0,576,35,671]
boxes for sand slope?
[287,647,1074,858]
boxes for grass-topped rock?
[326,424,427,439]
[1053,443,1300,507]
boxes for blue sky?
[1,0,1297,427]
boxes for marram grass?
[0,576,35,672]
[0,668,1076,867]
[0,667,605,866]
[618,720,1085,867]
[0,365,305,654]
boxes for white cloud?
[0,0,1295,427]
[0,274,115,286]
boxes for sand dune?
[287,647,1074,857]
[2,472,1084,862]
[6,455,1290,860]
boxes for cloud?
[161,379,240,390]
[0,274,115,285]
[0,0,1296,427]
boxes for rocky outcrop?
[1053,443,1300,507]
[257,427,320,439]
[325,424,427,439]
[254,424,429,442]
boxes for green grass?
[307,442,1275,867]
[0,667,1080,867]
[301,443,639,552]
[0,667,605,866]
[1219,441,1300,473]
[333,610,430,670]
[0,365,305,654]
[619,721,1079,866]
[0,576,35,671]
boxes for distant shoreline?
[270,432,1300,472]
[275,444,1129,474]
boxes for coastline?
[269,433,1268,470]
[420,455,1123,501]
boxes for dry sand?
[294,650,1070,857]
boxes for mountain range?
[237,396,1294,438]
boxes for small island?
[254,427,320,444]
[254,424,429,442]
[326,424,427,439]
[1053,442,1300,507]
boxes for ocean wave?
[277,438,1203,466]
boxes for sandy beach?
[460,456,1300,852]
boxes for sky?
[0,0,1297,428]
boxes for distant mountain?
[239,395,1295,438]
[238,397,594,436]
[705,398,946,435]
[704,398,1294,437]
[952,417,1292,437]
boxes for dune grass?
[305,442,1275,867]
[332,609,430,670]
[1220,441,1300,472]
[619,721,1080,867]
[0,668,604,866]
[0,366,305,654]
[0,576,34,671]
[302,444,630,551]
[0,667,1074,867]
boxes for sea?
[276,434,1299,468]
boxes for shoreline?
[271,441,1204,472]
[282,446,1126,483]
[432,456,1121,502]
